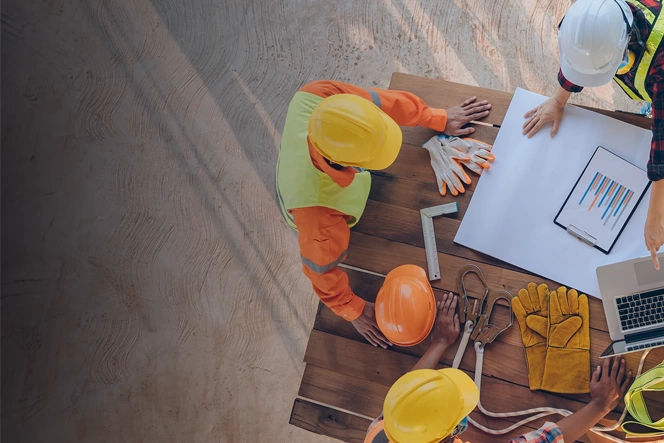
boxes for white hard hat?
[558,0,633,87]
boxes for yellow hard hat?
[383,368,479,443]
[308,94,403,170]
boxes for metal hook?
[456,264,490,325]
[471,290,514,346]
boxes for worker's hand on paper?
[352,301,393,349]
[422,135,494,196]
[430,292,460,348]
[589,356,632,413]
[522,97,565,138]
[444,96,491,136]
[645,202,664,271]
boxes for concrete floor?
[2,0,644,442]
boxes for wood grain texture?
[290,399,371,443]
[390,73,513,126]
[301,331,643,443]
[353,199,521,271]
[345,230,612,332]
[298,364,549,443]
[316,268,664,398]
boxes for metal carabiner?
[472,289,514,348]
[456,264,490,326]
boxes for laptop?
[596,252,664,358]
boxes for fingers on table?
[460,96,477,107]
[367,328,389,349]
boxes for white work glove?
[421,135,494,196]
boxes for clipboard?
[554,146,651,254]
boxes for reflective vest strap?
[615,76,644,101]
[635,10,664,102]
[621,361,664,437]
[628,0,656,24]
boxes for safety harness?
[614,0,664,103]
[622,361,664,438]
[451,265,661,442]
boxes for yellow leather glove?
[512,283,550,390]
[541,286,591,394]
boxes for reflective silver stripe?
[301,249,348,274]
[367,89,382,108]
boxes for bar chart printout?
[578,172,634,231]
[555,147,650,253]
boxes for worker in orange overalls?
[276,80,491,347]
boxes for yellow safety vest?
[276,91,371,229]
[622,360,664,438]
[614,0,664,102]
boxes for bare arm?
[557,357,632,442]
[645,179,664,270]
[411,292,460,371]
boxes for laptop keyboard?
[626,340,664,352]
[616,288,664,331]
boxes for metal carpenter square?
[420,202,459,281]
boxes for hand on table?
[445,97,491,136]
[522,97,565,138]
[430,292,460,347]
[352,301,392,349]
[589,356,632,413]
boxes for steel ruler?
[420,202,458,281]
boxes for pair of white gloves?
[421,135,495,196]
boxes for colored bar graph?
[599,181,616,208]
[578,171,633,230]
[579,172,600,205]
[588,176,608,211]
[612,191,634,230]
[603,185,625,223]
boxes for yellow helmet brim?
[438,368,480,419]
[357,111,402,170]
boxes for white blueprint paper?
[454,88,652,298]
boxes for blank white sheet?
[454,88,652,298]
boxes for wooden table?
[289,73,664,443]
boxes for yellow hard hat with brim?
[308,94,403,170]
[383,368,479,443]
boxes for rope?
[452,322,473,370]
[461,341,652,441]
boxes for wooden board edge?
[290,398,372,443]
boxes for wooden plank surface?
[289,399,371,443]
[390,73,652,131]
[578,106,652,130]
[354,199,522,272]
[320,268,664,396]
[293,75,659,443]
[298,364,550,443]
[301,330,645,443]
[389,73,512,126]
[345,230,611,332]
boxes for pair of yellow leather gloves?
[512,283,591,394]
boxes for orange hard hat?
[375,265,436,347]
